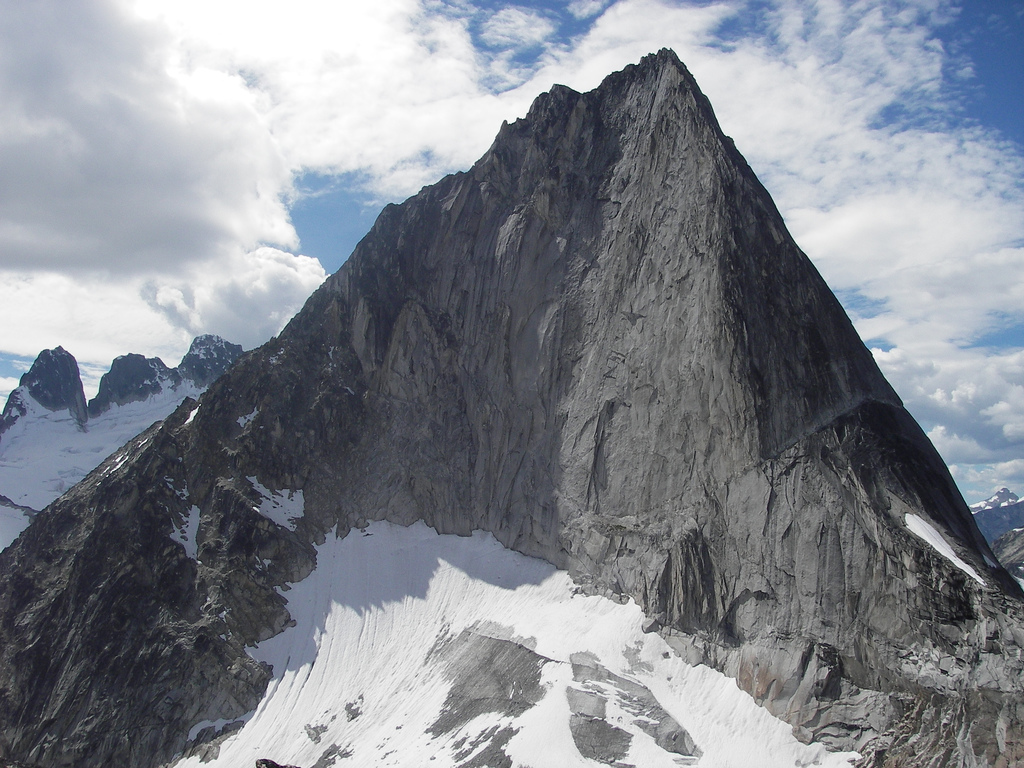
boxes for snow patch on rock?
[905,514,985,585]
[237,408,257,428]
[247,477,304,531]
[170,505,201,560]
[187,717,245,742]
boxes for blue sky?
[0,0,1021,502]
[289,0,1024,277]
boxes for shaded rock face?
[86,338,242,417]
[972,491,1024,544]
[994,528,1024,583]
[177,335,245,389]
[0,348,87,434]
[87,353,181,417]
[0,50,1022,768]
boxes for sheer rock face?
[0,348,87,433]
[0,50,1022,768]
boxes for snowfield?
[173,521,859,768]
[0,384,199,550]
[0,502,30,553]
[248,476,305,531]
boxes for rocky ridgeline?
[1,335,243,435]
[0,335,243,524]
[0,51,1022,768]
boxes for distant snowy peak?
[0,335,244,430]
[178,335,244,388]
[88,336,244,417]
[0,346,87,435]
[969,488,1024,544]
[0,335,243,549]
[971,487,1020,511]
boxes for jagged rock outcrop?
[0,50,1022,768]
[0,348,87,435]
[177,335,244,389]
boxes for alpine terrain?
[0,335,242,549]
[0,50,1021,768]
[971,488,1024,543]
[973,490,1024,585]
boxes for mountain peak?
[178,334,244,388]
[86,337,243,417]
[0,346,87,434]
[0,52,1021,768]
[87,353,179,417]
[973,487,1020,511]
[0,335,243,518]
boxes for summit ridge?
[0,50,1021,768]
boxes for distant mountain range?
[0,335,242,549]
[972,489,1024,584]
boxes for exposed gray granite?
[0,50,1021,768]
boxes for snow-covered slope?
[0,500,32,554]
[0,383,199,549]
[0,335,242,552]
[173,522,858,768]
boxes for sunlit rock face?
[0,50,1022,768]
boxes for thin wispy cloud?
[0,0,1020,499]
[480,7,556,48]
[568,0,612,19]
